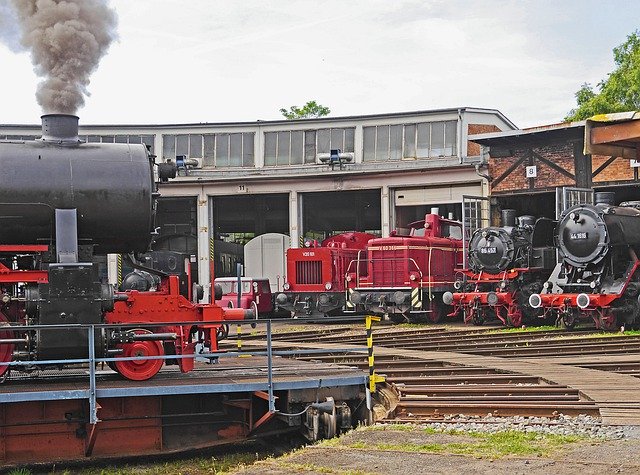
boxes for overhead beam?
[590,120,640,145]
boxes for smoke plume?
[7,0,118,114]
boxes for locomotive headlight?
[487,292,499,306]
[350,291,362,304]
[283,282,291,291]
[324,282,332,290]
[576,293,590,309]
[442,291,454,305]
[275,293,288,305]
[529,293,542,309]
[409,273,417,281]
[500,281,507,289]
[589,281,597,289]
[453,280,462,290]
[345,274,352,282]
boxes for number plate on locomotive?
[480,247,497,254]
[570,232,588,240]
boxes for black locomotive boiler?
[530,193,640,330]
[0,115,243,381]
[444,210,556,326]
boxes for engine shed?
[471,111,640,222]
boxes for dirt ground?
[230,426,640,475]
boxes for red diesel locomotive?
[443,211,556,327]
[275,232,374,318]
[347,213,463,323]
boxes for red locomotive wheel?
[0,313,13,378]
[115,329,164,381]
[598,313,617,332]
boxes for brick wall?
[592,154,635,183]
[468,124,501,156]
[489,142,576,193]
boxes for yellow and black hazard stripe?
[117,254,123,287]
[345,288,355,309]
[366,315,385,393]
[411,287,422,310]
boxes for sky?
[0,0,638,128]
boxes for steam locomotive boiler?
[443,210,556,326]
[529,193,640,330]
[0,114,246,381]
[275,232,374,318]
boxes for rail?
[0,317,372,426]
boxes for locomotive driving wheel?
[0,313,14,379]
[114,329,164,381]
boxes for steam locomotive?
[348,213,463,323]
[443,210,556,326]
[529,193,640,330]
[275,232,374,318]
[0,114,247,382]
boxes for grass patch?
[267,461,371,474]
[346,426,584,459]
[57,451,262,475]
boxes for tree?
[565,31,640,121]
[280,100,330,119]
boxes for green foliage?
[7,469,32,475]
[280,100,330,119]
[565,31,640,121]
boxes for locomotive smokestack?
[501,209,517,227]
[595,192,615,206]
[40,114,80,144]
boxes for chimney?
[40,114,80,145]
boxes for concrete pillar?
[381,185,391,237]
[290,191,300,248]
[197,190,211,302]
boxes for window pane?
[203,134,215,166]
[363,126,375,161]
[128,135,141,144]
[430,122,445,157]
[163,134,175,159]
[304,130,316,163]
[101,135,115,143]
[115,136,128,144]
[88,135,101,143]
[242,133,254,167]
[330,128,344,151]
[264,132,277,166]
[417,123,430,158]
[229,133,242,166]
[189,134,203,158]
[389,125,402,160]
[176,135,189,156]
[375,125,389,161]
[404,124,416,158]
[141,135,154,154]
[216,134,229,167]
[290,131,303,165]
[277,131,290,166]
[317,129,330,154]
[344,128,355,152]
[445,121,457,156]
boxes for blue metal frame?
[0,320,368,422]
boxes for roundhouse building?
[1,107,516,299]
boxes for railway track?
[232,323,640,423]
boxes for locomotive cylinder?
[0,115,155,254]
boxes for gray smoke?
[6,0,118,114]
